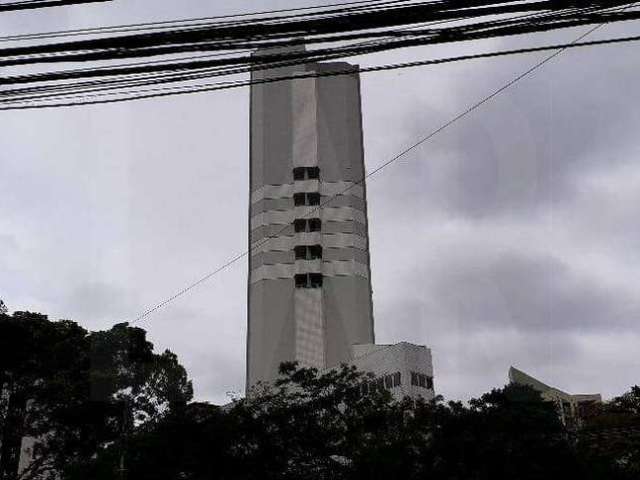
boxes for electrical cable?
[0,0,110,12]
[0,0,420,42]
[0,12,485,101]
[0,11,470,87]
[129,16,621,324]
[1,0,615,66]
[3,32,640,110]
[1,3,637,108]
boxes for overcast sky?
[1,1,639,404]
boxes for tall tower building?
[247,52,375,391]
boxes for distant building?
[509,366,601,427]
[247,47,375,391]
[246,47,433,398]
[351,342,435,401]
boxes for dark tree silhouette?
[2,308,637,480]
[0,311,192,480]
[577,386,640,480]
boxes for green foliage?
[88,363,604,480]
[607,386,640,416]
[578,386,640,480]
[229,362,400,479]
[121,364,639,480]
[414,384,578,480]
[3,309,638,480]
[0,312,192,480]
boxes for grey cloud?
[430,254,640,332]
[364,33,640,221]
[138,303,246,404]
[395,250,638,334]
[373,266,637,401]
[61,282,135,326]
[373,292,595,401]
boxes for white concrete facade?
[246,49,436,401]
[246,49,375,391]
[350,342,435,401]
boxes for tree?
[5,307,636,479]
[52,323,193,480]
[607,386,640,416]
[102,363,604,480]
[227,362,397,479]
[0,312,193,480]
[101,362,407,480]
[416,384,581,480]
[0,299,7,314]
[0,311,85,479]
[578,386,640,479]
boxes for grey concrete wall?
[247,279,296,387]
[250,65,297,191]
[323,276,375,368]
[247,52,375,391]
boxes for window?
[358,372,401,397]
[309,245,322,260]
[309,218,322,232]
[293,167,306,181]
[308,192,321,206]
[294,246,307,260]
[293,218,322,233]
[294,273,323,288]
[293,167,320,181]
[294,219,306,233]
[309,273,323,288]
[410,371,434,390]
[295,274,307,288]
[294,245,322,260]
[308,166,320,179]
[293,192,321,207]
[293,192,306,206]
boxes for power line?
[3,32,639,111]
[0,13,482,103]
[130,17,616,325]
[1,4,637,109]
[0,0,110,12]
[0,0,413,42]
[0,15,501,110]
[2,1,629,67]
[0,11,468,87]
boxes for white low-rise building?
[350,342,435,401]
[509,366,601,427]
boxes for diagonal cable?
[130,15,621,325]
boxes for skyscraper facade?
[247,54,375,391]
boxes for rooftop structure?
[351,342,435,401]
[509,366,601,427]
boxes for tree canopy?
[1,306,638,480]
[0,309,192,480]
